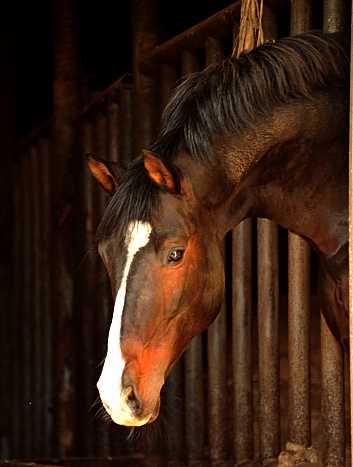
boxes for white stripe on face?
[97,221,152,423]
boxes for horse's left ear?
[86,153,125,196]
[142,149,180,194]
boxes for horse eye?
[168,249,185,263]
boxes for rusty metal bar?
[321,316,345,466]
[74,116,96,457]
[290,0,313,34]
[29,143,43,458]
[205,37,230,465]
[180,49,206,466]
[94,111,114,457]
[130,0,162,155]
[20,153,33,459]
[349,0,353,462]
[232,219,253,464]
[287,0,312,450]
[320,4,346,466]
[288,234,311,447]
[107,76,133,166]
[159,64,178,114]
[52,0,83,456]
[323,0,347,34]
[257,218,280,462]
[38,134,54,458]
[152,63,185,464]
[10,164,22,459]
[116,76,134,166]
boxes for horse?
[87,31,350,427]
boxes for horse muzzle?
[97,370,163,426]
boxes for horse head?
[87,150,225,426]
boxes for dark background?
[0,1,237,147]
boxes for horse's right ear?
[86,154,125,196]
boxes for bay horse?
[87,31,350,427]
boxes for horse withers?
[87,31,349,426]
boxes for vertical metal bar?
[130,0,162,155]
[290,0,313,34]
[38,134,54,458]
[257,218,280,462]
[160,63,178,110]
[154,62,185,465]
[349,1,353,462]
[205,36,230,465]
[10,163,22,459]
[320,315,345,466]
[321,5,346,467]
[323,0,347,34]
[287,1,313,450]
[20,153,33,459]
[288,235,311,447]
[94,110,112,458]
[116,75,134,166]
[52,0,82,456]
[232,219,253,464]
[74,116,96,457]
[262,5,278,42]
[30,143,43,458]
[180,48,206,466]
[107,90,131,457]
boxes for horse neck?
[181,93,349,259]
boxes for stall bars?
[6,0,351,465]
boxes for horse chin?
[146,396,161,424]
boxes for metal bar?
[117,77,134,166]
[320,4,346,466]
[20,153,33,459]
[106,75,133,166]
[232,219,253,463]
[10,164,22,459]
[321,315,345,466]
[288,234,311,447]
[290,0,313,34]
[74,117,96,457]
[323,0,347,34]
[94,111,113,457]
[159,63,178,115]
[52,0,83,456]
[349,0,353,462]
[204,37,230,465]
[130,0,162,155]
[38,134,54,458]
[257,218,280,462]
[180,48,206,466]
[262,5,278,41]
[30,143,43,458]
[287,0,312,450]
[153,63,185,465]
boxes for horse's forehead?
[124,221,152,252]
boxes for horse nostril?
[123,385,142,416]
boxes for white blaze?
[97,221,152,424]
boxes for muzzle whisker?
[89,396,102,412]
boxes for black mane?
[151,31,349,163]
[97,31,350,243]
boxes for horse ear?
[86,153,125,196]
[142,149,180,194]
